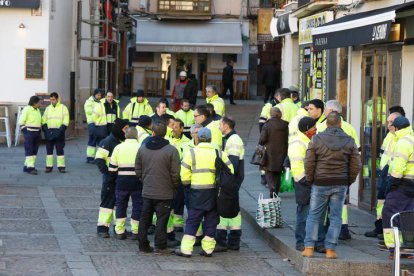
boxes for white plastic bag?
[256,193,283,228]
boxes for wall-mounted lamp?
[19,23,25,29]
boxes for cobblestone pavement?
[0,101,301,275]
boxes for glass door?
[359,49,401,210]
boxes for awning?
[312,2,414,51]
[270,12,298,38]
[135,20,243,54]
[0,0,40,8]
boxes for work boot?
[326,249,337,259]
[377,234,384,240]
[227,230,241,251]
[213,244,227,253]
[174,226,184,233]
[194,236,203,247]
[97,232,110,238]
[130,233,139,240]
[139,246,154,253]
[364,219,383,238]
[154,248,172,255]
[28,168,38,175]
[167,239,180,248]
[199,249,213,257]
[58,167,66,173]
[338,224,351,240]
[174,249,191,258]
[23,166,28,173]
[301,247,314,257]
[86,159,95,164]
[261,175,267,185]
[116,233,127,240]
[295,244,305,252]
[45,167,53,173]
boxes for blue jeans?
[296,204,325,247]
[304,185,347,250]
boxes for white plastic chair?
[0,105,12,148]
[391,211,414,276]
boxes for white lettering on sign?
[372,24,387,41]
[314,37,328,46]
[163,46,217,53]
[0,0,11,6]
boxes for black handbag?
[250,145,267,166]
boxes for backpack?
[215,150,239,218]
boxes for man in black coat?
[222,60,236,105]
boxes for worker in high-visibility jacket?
[169,118,191,233]
[20,96,42,175]
[289,85,302,109]
[205,85,225,117]
[91,95,109,145]
[215,117,245,252]
[288,116,325,252]
[289,102,310,142]
[41,92,69,173]
[95,118,128,238]
[382,116,414,258]
[108,127,143,240]
[175,99,194,139]
[275,88,299,123]
[316,100,360,241]
[194,105,222,149]
[136,115,152,144]
[102,91,120,133]
[84,89,104,163]
[364,112,400,239]
[122,90,153,127]
[175,127,234,258]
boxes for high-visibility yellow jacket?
[175,109,195,135]
[288,131,310,182]
[109,139,141,190]
[136,125,152,144]
[276,98,299,123]
[380,132,397,170]
[389,127,414,181]
[84,96,101,124]
[205,120,223,149]
[259,103,273,124]
[92,101,108,127]
[181,142,233,210]
[223,131,245,183]
[317,117,360,148]
[101,98,120,124]
[289,108,309,141]
[206,94,225,117]
[166,108,176,118]
[122,97,153,125]
[19,106,41,131]
[366,97,387,126]
[169,134,190,160]
[42,102,69,129]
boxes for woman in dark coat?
[259,107,289,197]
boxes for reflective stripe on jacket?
[206,94,225,117]
[42,102,69,129]
[19,106,41,131]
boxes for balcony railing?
[158,0,211,15]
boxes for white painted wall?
[349,50,362,205]
[281,34,299,88]
[401,45,414,122]
[48,0,74,103]
[0,3,50,103]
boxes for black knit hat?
[93,88,103,96]
[136,89,144,97]
[138,115,152,128]
[112,119,128,141]
[298,117,316,133]
[392,116,410,130]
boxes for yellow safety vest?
[42,102,69,129]
[169,134,190,160]
[275,98,299,123]
[136,125,151,144]
[84,96,101,124]
[224,133,245,160]
[288,108,309,141]
[175,109,195,127]
[259,103,272,124]
[19,106,41,131]
[288,131,310,182]
[108,139,140,176]
[101,98,120,124]
[389,127,414,180]
[92,101,108,126]
[379,132,397,170]
[206,121,223,149]
[122,97,153,124]
[206,94,225,117]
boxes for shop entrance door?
[359,49,402,210]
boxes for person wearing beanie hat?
[288,116,325,252]
[95,118,128,238]
[85,89,104,163]
[136,115,152,144]
[172,71,189,112]
[175,127,234,258]
[122,89,153,127]
[382,116,414,259]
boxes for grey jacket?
[135,136,181,200]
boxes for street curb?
[240,207,399,276]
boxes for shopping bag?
[256,193,283,228]
[280,169,294,193]
[250,145,267,166]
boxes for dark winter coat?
[259,117,289,172]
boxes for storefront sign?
[0,0,40,8]
[25,49,44,80]
[258,9,274,42]
[299,11,333,45]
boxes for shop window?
[222,54,237,63]
[134,52,154,63]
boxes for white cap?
[179,71,187,77]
